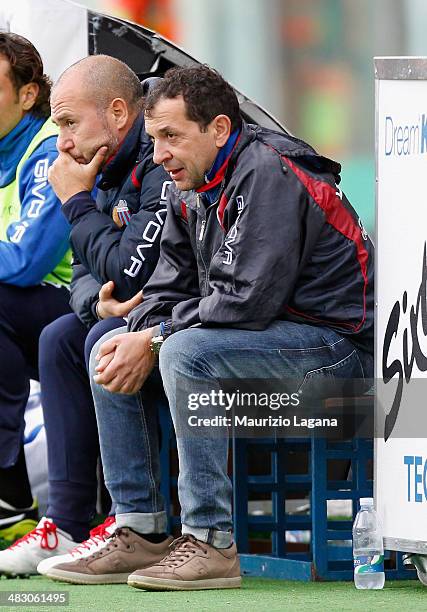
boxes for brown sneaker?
[127,534,241,591]
[45,528,173,585]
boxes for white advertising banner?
[0,0,88,82]
[376,57,427,553]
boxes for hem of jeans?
[181,524,233,548]
[115,511,167,534]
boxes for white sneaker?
[0,517,76,577]
[37,516,116,576]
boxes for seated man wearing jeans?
[51,65,374,590]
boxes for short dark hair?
[144,65,242,132]
[0,32,51,118]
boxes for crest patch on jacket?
[112,199,131,227]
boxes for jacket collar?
[97,112,147,191]
[0,113,44,187]
[196,129,241,203]
[205,129,240,183]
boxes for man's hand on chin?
[93,328,156,395]
[48,146,108,203]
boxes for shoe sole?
[127,575,242,591]
[46,568,130,585]
[0,572,33,579]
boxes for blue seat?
[232,395,415,581]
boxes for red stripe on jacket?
[282,155,368,333]
[131,164,141,188]
[216,194,228,229]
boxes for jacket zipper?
[196,184,225,295]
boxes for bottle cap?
[359,497,374,506]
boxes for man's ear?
[110,98,129,130]
[213,114,232,148]
[20,83,39,112]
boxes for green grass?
[0,576,426,611]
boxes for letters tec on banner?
[375,57,427,554]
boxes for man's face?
[51,77,120,165]
[145,96,220,191]
[0,56,26,139]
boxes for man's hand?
[48,146,108,203]
[93,328,156,394]
[97,281,143,320]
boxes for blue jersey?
[0,113,70,286]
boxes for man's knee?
[39,313,86,366]
[159,328,216,379]
[159,329,193,370]
[87,325,128,378]
[84,318,126,370]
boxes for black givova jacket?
[128,121,374,354]
[62,113,170,327]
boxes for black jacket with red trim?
[61,113,171,328]
[128,121,374,354]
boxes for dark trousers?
[0,283,71,470]
[39,313,125,541]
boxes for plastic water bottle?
[352,497,385,589]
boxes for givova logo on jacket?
[10,158,49,243]
[123,180,171,278]
[222,195,245,266]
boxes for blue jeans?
[89,327,167,534]
[90,321,372,547]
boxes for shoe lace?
[10,520,58,551]
[159,535,208,567]
[86,526,127,559]
[70,516,115,556]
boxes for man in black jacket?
[0,55,173,578]
[58,66,374,589]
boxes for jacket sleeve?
[62,161,170,302]
[69,262,102,328]
[131,151,325,333]
[127,191,200,331]
[0,141,70,286]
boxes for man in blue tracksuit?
[0,34,71,532]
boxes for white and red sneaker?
[0,517,76,577]
[37,516,116,576]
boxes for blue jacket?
[129,122,374,354]
[0,113,70,286]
